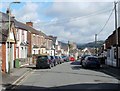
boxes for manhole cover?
[94,80,101,82]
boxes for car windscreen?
[50,56,54,59]
[84,55,90,58]
[88,57,98,61]
[37,56,48,61]
[55,56,58,58]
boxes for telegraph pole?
[95,34,97,56]
[68,41,70,56]
[114,2,119,68]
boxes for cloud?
[9,2,115,44]
[12,2,39,23]
[40,2,114,43]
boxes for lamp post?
[8,1,20,74]
[68,41,70,56]
[114,2,119,68]
[95,34,97,56]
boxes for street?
[11,61,119,90]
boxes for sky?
[0,0,118,44]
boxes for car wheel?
[49,64,51,69]
[82,64,84,68]
[81,62,84,67]
[97,65,100,69]
[51,63,54,67]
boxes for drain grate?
[94,80,101,82]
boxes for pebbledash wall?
[16,28,28,59]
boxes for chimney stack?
[26,21,33,27]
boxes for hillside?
[77,41,104,49]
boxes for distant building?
[58,41,69,56]
[82,48,95,56]
[49,36,58,56]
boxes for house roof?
[0,12,13,42]
[45,36,53,40]
[0,12,46,37]
[0,22,9,42]
[58,41,68,50]
[49,36,57,44]
[40,45,46,48]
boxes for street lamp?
[114,2,119,68]
[8,1,20,74]
[95,34,97,55]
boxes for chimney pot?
[26,21,33,27]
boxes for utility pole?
[68,41,70,56]
[95,34,97,56]
[8,1,21,74]
[114,2,119,68]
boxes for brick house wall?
[2,43,6,72]
[27,31,32,57]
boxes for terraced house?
[0,11,51,73]
[0,10,70,73]
[105,27,120,67]
[0,11,17,73]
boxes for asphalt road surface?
[12,61,119,90]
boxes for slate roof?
[45,36,53,40]
[0,11,46,42]
[58,41,68,51]
[0,12,12,42]
[49,36,57,44]
[40,45,46,48]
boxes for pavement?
[1,61,120,90]
[2,64,35,90]
[100,65,120,80]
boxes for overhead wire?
[37,8,113,26]
[97,7,115,35]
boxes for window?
[21,47,23,50]
[21,30,25,42]
[107,50,110,57]
[16,29,19,41]
[114,48,116,59]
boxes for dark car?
[36,55,51,69]
[55,56,61,64]
[50,56,56,66]
[62,56,69,62]
[81,56,100,68]
[59,56,64,63]
[80,55,91,65]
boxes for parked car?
[50,56,56,66]
[81,56,100,68]
[62,56,69,62]
[59,56,64,63]
[69,57,75,62]
[36,55,51,69]
[80,55,91,65]
[55,56,61,64]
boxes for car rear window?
[37,56,48,61]
[88,57,98,61]
[55,56,58,58]
[50,56,54,59]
